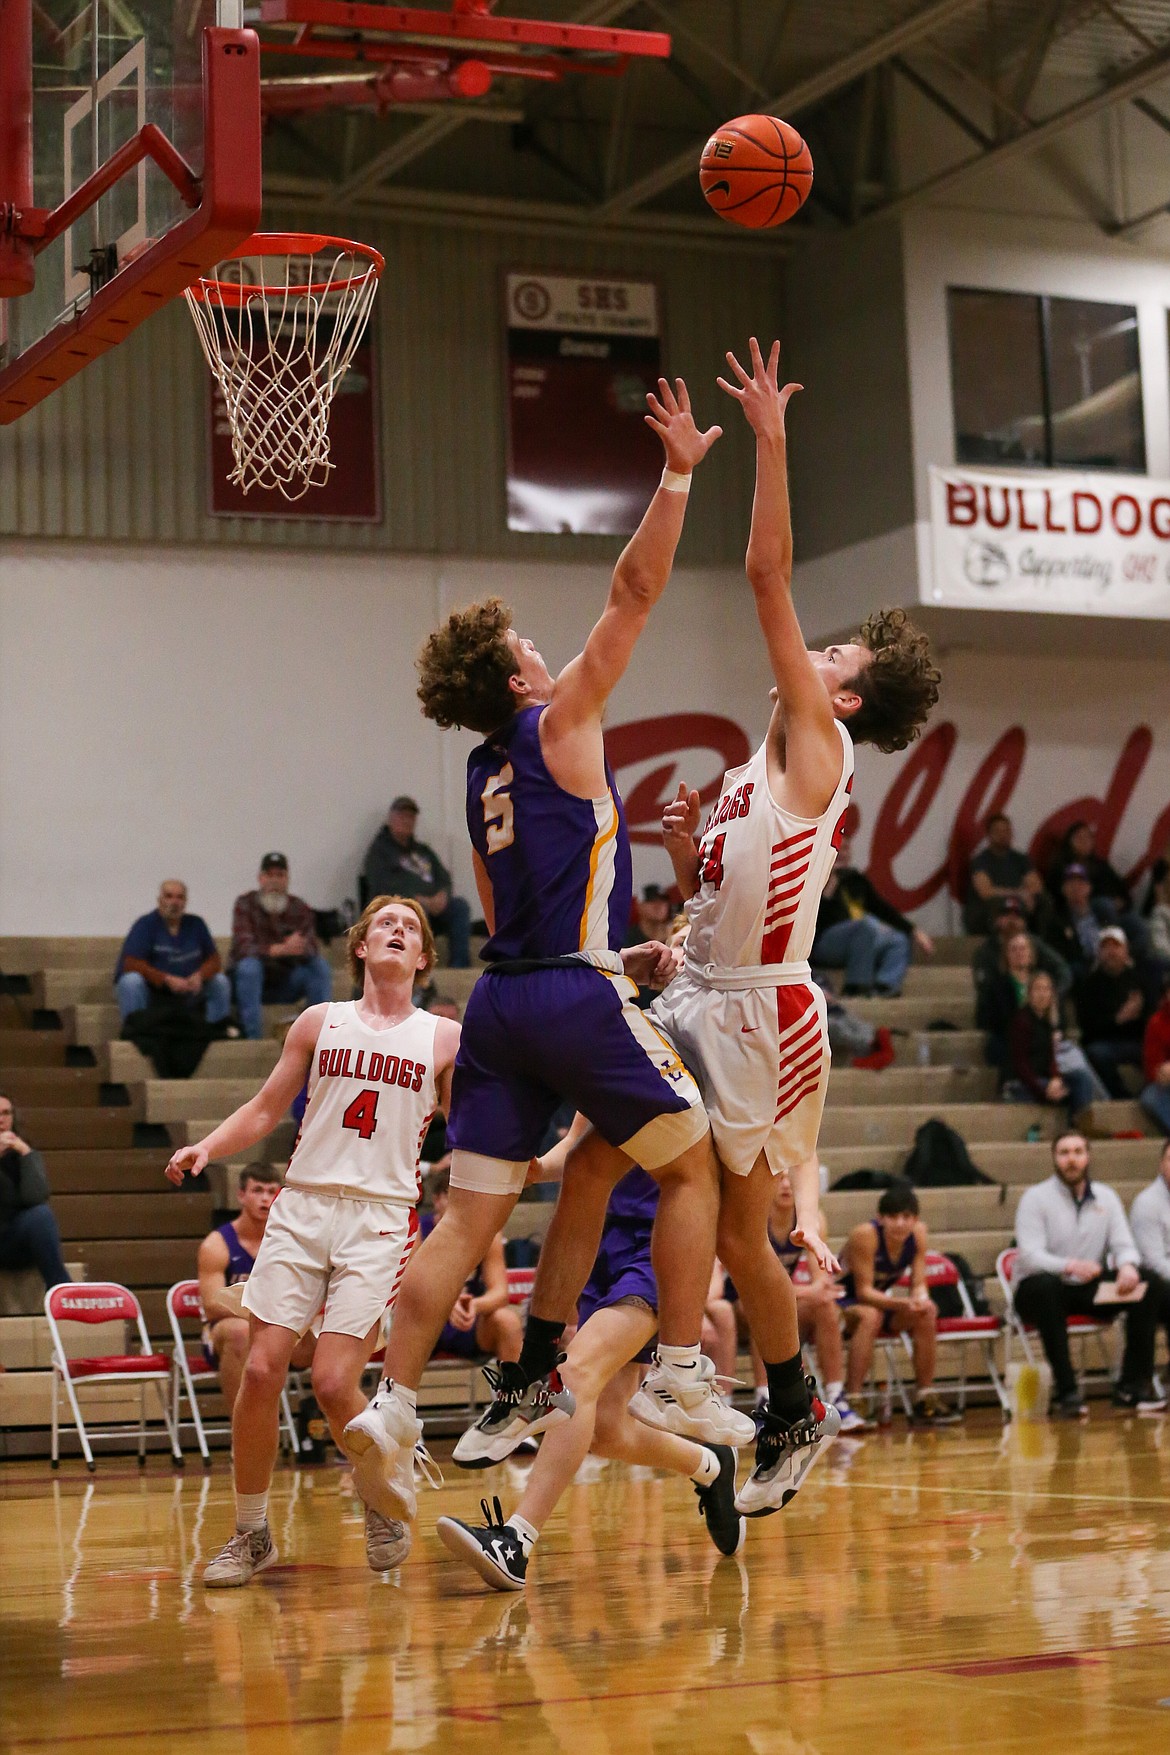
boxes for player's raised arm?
[543,379,721,754]
[164,1005,322,1183]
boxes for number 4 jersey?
[284,1003,440,1204]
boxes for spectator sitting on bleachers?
[975,896,1071,1000]
[1004,970,1106,1123]
[230,852,333,1040]
[196,1164,314,1410]
[0,1094,71,1293]
[115,879,232,1027]
[625,882,673,946]
[1047,821,1134,914]
[1012,1129,1165,1417]
[839,1180,958,1426]
[732,1165,869,1433]
[1044,863,1106,979]
[963,813,1048,936]
[1140,972,1170,1137]
[423,1165,522,1365]
[812,833,933,997]
[976,928,1045,1073]
[1129,1138,1170,1359]
[361,797,471,969]
[1073,927,1154,1099]
[1147,864,1170,975]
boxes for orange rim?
[186,232,385,305]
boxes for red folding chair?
[898,1252,1008,1414]
[45,1282,181,1471]
[167,1281,298,1467]
[506,1264,536,1312]
[995,1247,1114,1396]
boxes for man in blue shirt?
[115,879,231,1025]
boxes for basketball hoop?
[184,233,384,500]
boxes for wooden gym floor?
[3,1412,1170,1754]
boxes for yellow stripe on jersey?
[578,792,619,953]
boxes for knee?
[854,1306,882,1336]
[558,1343,608,1407]
[715,1212,756,1277]
[240,1346,286,1402]
[218,1318,250,1359]
[310,1358,350,1413]
[207,972,231,1002]
[116,971,148,1005]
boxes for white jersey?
[284,1001,440,1205]
[685,721,854,975]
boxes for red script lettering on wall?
[605,714,751,846]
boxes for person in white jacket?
[1012,1129,1164,1418]
[1128,1137,1170,1371]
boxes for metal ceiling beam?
[593,0,986,219]
[641,0,769,104]
[893,54,993,149]
[863,37,1170,226]
[332,0,636,203]
[1008,0,1071,114]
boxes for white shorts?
[649,970,829,1177]
[242,1186,419,1341]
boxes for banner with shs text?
[929,465,1170,618]
[505,271,662,536]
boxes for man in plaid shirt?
[230,852,333,1039]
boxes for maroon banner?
[505,271,663,536]
[206,335,381,520]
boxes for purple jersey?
[467,704,632,962]
[606,1166,659,1226]
[217,1221,256,1285]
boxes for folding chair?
[899,1252,1008,1415]
[506,1264,536,1313]
[167,1281,298,1467]
[995,1247,1115,1397]
[46,1282,182,1471]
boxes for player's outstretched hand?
[663,780,701,851]
[644,376,722,474]
[717,337,801,439]
[165,1144,209,1186]
[790,1221,840,1277]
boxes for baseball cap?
[260,851,288,871]
[1062,862,1090,881]
[1099,926,1128,945]
[390,796,419,814]
[641,883,668,903]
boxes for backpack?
[828,1168,895,1192]
[901,1118,1000,1191]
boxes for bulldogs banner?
[928,465,1170,618]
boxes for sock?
[235,1489,269,1532]
[764,1351,811,1425]
[689,1447,720,1488]
[382,1378,417,1412]
[825,1381,844,1404]
[753,1387,767,1409]
[510,1514,539,1556]
[518,1316,565,1385]
[657,1343,701,1374]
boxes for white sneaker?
[833,1396,874,1434]
[365,1506,411,1572]
[343,1384,422,1520]
[203,1524,278,1588]
[627,1354,756,1447]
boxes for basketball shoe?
[628,1353,757,1446]
[365,1507,411,1572]
[437,1495,529,1592]
[344,1381,423,1519]
[452,1363,575,1468]
[694,1445,746,1556]
[203,1525,278,1588]
[734,1381,841,1517]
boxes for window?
[948,288,1144,473]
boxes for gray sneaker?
[453,1365,576,1469]
[203,1525,278,1588]
[365,1506,411,1572]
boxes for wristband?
[661,468,692,495]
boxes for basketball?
[699,114,813,229]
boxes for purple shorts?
[577,1214,658,1364]
[446,964,696,1164]
[432,1322,485,1361]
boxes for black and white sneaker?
[452,1363,575,1469]
[694,1445,746,1556]
[436,1495,529,1592]
[734,1380,841,1517]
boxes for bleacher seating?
[1,929,1161,1453]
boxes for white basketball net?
[184,239,382,501]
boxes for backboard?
[0,0,262,421]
